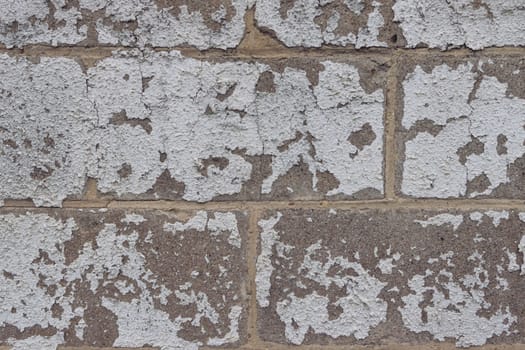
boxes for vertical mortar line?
[384,51,401,200]
[246,206,262,346]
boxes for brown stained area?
[277,131,303,152]
[255,71,276,93]
[198,156,230,177]
[377,0,407,47]
[215,149,273,201]
[457,135,485,164]
[466,173,491,196]
[258,209,525,345]
[110,110,152,134]
[279,0,297,19]
[491,154,525,198]
[348,122,376,156]
[2,139,18,149]
[145,169,185,200]
[30,165,54,180]
[117,163,132,179]
[154,0,237,31]
[497,134,508,155]
[0,324,58,343]
[79,304,119,347]
[405,119,445,141]
[216,83,237,101]
[314,0,371,38]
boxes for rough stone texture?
[256,209,525,347]
[392,0,525,50]
[0,209,247,350]
[0,51,386,206]
[397,55,525,199]
[0,0,254,49]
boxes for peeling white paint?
[0,0,254,49]
[0,211,243,349]
[519,235,525,275]
[255,0,387,48]
[470,211,484,224]
[1,51,384,206]
[485,210,509,227]
[164,211,241,248]
[504,248,520,273]
[207,305,243,346]
[122,213,146,224]
[0,213,81,349]
[399,270,516,347]
[255,212,282,308]
[393,0,525,50]
[414,213,463,231]
[276,241,387,344]
[0,54,97,206]
[402,62,525,198]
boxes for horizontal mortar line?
[2,198,525,211]
[1,45,525,60]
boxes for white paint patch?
[377,252,401,274]
[207,305,242,346]
[402,62,525,198]
[255,0,387,48]
[255,212,283,307]
[519,212,525,222]
[504,248,520,273]
[519,235,525,275]
[164,211,241,248]
[122,213,146,224]
[393,0,525,50]
[414,213,463,231]
[485,210,509,227]
[276,241,387,344]
[469,211,484,224]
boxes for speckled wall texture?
[0,1,524,350]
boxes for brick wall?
[0,1,525,349]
